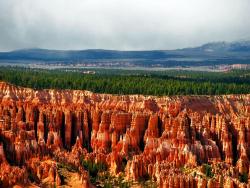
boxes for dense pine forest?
[0,67,249,95]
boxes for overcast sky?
[0,0,250,51]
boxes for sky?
[0,0,250,51]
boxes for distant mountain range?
[183,41,250,52]
[0,41,250,67]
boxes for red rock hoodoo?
[0,81,249,187]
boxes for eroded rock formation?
[0,81,249,187]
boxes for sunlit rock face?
[0,81,250,187]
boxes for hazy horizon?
[0,0,250,51]
[0,39,249,53]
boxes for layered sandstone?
[0,81,249,187]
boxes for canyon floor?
[0,81,249,187]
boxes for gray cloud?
[0,0,250,51]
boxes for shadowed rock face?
[0,81,249,187]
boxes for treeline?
[0,67,249,95]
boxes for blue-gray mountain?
[0,41,250,67]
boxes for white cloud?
[0,0,249,51]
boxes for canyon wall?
[0,81,249,187]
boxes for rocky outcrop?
[0,81,250,187]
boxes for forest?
[0,67,249,96]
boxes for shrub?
[239,172,248,183]
[203,164,214,178]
